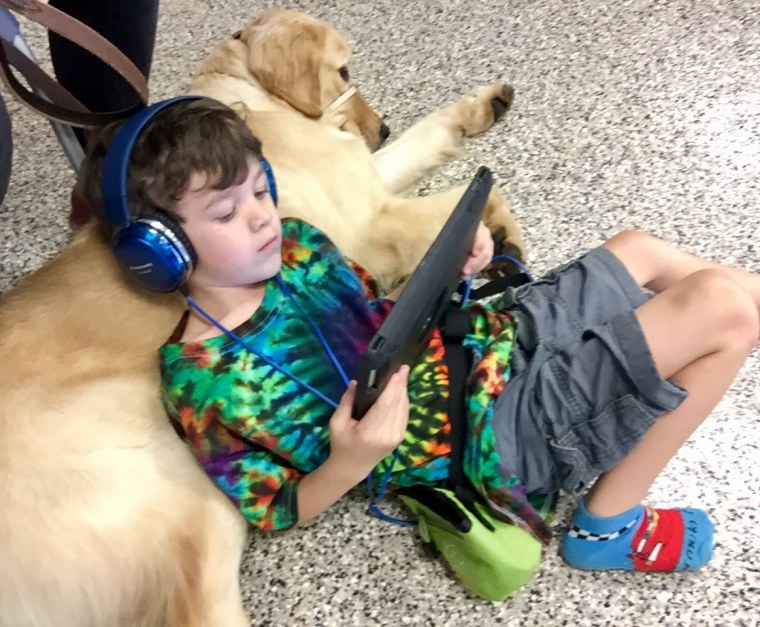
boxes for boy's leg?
[48,0,160,228]
[562,268,759,571]
[48,0,159,114]
[603,230,760,307]
[585,269,758,515]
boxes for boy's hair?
[79,99,262,223]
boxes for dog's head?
[233,10,389,150]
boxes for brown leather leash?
[0,0,149,127]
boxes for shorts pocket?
[547,433,587,495]
[548,394,658,494]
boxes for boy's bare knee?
[686,269,759,351]
[604,229,655,254]
[603,231,662,279]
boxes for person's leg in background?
[48,0,159,227]
[48,0,158,113]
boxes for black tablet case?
[352,166,493,418]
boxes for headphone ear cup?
[259,157,278,206]
[111,207,197,293]
[141,208,198,266]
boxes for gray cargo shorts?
[493,246,688,496]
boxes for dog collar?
[324,85,357,114]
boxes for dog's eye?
[338,66,350,82]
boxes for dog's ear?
[246,20,325,119]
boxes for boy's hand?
[461,221,494,278]
[327,366,410,480]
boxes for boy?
[83,98,759,572]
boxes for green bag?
[399,485,545,601]
[391,304,554,601]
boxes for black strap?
[440,305,497,531]
[441,264,534,529]
[405,272,534,532]
[468,272,529,301]
[441,306,470,487]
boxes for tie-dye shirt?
[159,219,550,541]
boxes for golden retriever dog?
[188,9,526,290]
[0,9,523,627]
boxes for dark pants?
[48,0,159,113]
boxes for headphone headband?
[100,95,203,230]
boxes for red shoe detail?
[629,507,684,571]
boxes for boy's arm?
[296,455,369,523]
[297,370,411,524]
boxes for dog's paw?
[484,226,526,280]
[483,187,526,264]
[491,227,525,260]
[459,83,515,136]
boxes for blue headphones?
[100,95,278,292]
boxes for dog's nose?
[379,122,391,143]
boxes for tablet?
[352,166,493,418]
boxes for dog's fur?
[0,10,524,627]
[188,9,525,290]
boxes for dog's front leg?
[373,83,515,194]
[483,185,525,262]
[367,184,525,291]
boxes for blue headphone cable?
[184,290,344,411]
[182,253,534,529]
[182,278,413,526]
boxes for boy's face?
[175,159,282,290]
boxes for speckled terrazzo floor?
[2,1,759,625]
